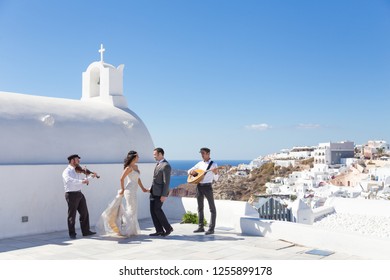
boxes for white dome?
[0,91,155,164]
[86,61,117,71]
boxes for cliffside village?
[236,140,390,208]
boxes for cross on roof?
[99,44,105,62]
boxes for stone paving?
[0,219,366,260]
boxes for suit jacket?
[151,159,171,197]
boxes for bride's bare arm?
[119,167,132,195]
[138,178,149,192]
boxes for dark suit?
[150,159,172,233]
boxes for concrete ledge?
[164,197,258,232]
[240,217,264,236]
[312,206,335,221]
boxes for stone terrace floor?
[0,218,367,260]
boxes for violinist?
[62,154,96,239]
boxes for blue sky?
[1,0,390,160]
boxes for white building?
[313,141,354,167]
[274,149,290,159]
[265,146,314,169]
[364,140,390,159]
[274,159,296,168]
[367,165,390,187]
[0,45,156,239]
[289,146,315,159]
[249,156,268,169]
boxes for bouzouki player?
[188,147,219,235]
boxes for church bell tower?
[81,44,128,109]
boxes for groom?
[149,147,173,237]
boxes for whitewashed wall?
[0,163,155,239]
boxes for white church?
[0,45,156,239]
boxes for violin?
[75,165,100,179]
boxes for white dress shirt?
[188,160,219,184]
[62,165,85,192]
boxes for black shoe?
[69,235,76,239]
[193,228,205,233]
[162,228,173,237]
[205,229,214,235]
[83,231,96,237]
[149,232,164,236]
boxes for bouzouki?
[187,166,223,184]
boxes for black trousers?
[65,192,90,237]
[150,194,171,233]
[196,183,216,230]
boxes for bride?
[96,150,148,237]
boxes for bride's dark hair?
[124,150,138,169]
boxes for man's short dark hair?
[67,154,80,162]
[200,147,210,154]
[154,147,165,156]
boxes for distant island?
[171,169,188,176]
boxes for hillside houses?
[250,140,390,203]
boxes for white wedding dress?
[96,171,141,237]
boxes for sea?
[169,159,250,188]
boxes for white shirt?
[188,160,219,184]
[62,165,85,192]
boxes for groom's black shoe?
[83,231,96,237]
[69,235,76,239]
[149,232,164,236]
[193,227,205,233]
[162,227,173,237]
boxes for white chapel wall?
[0,163,154,239]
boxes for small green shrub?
[181,211,207,226]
